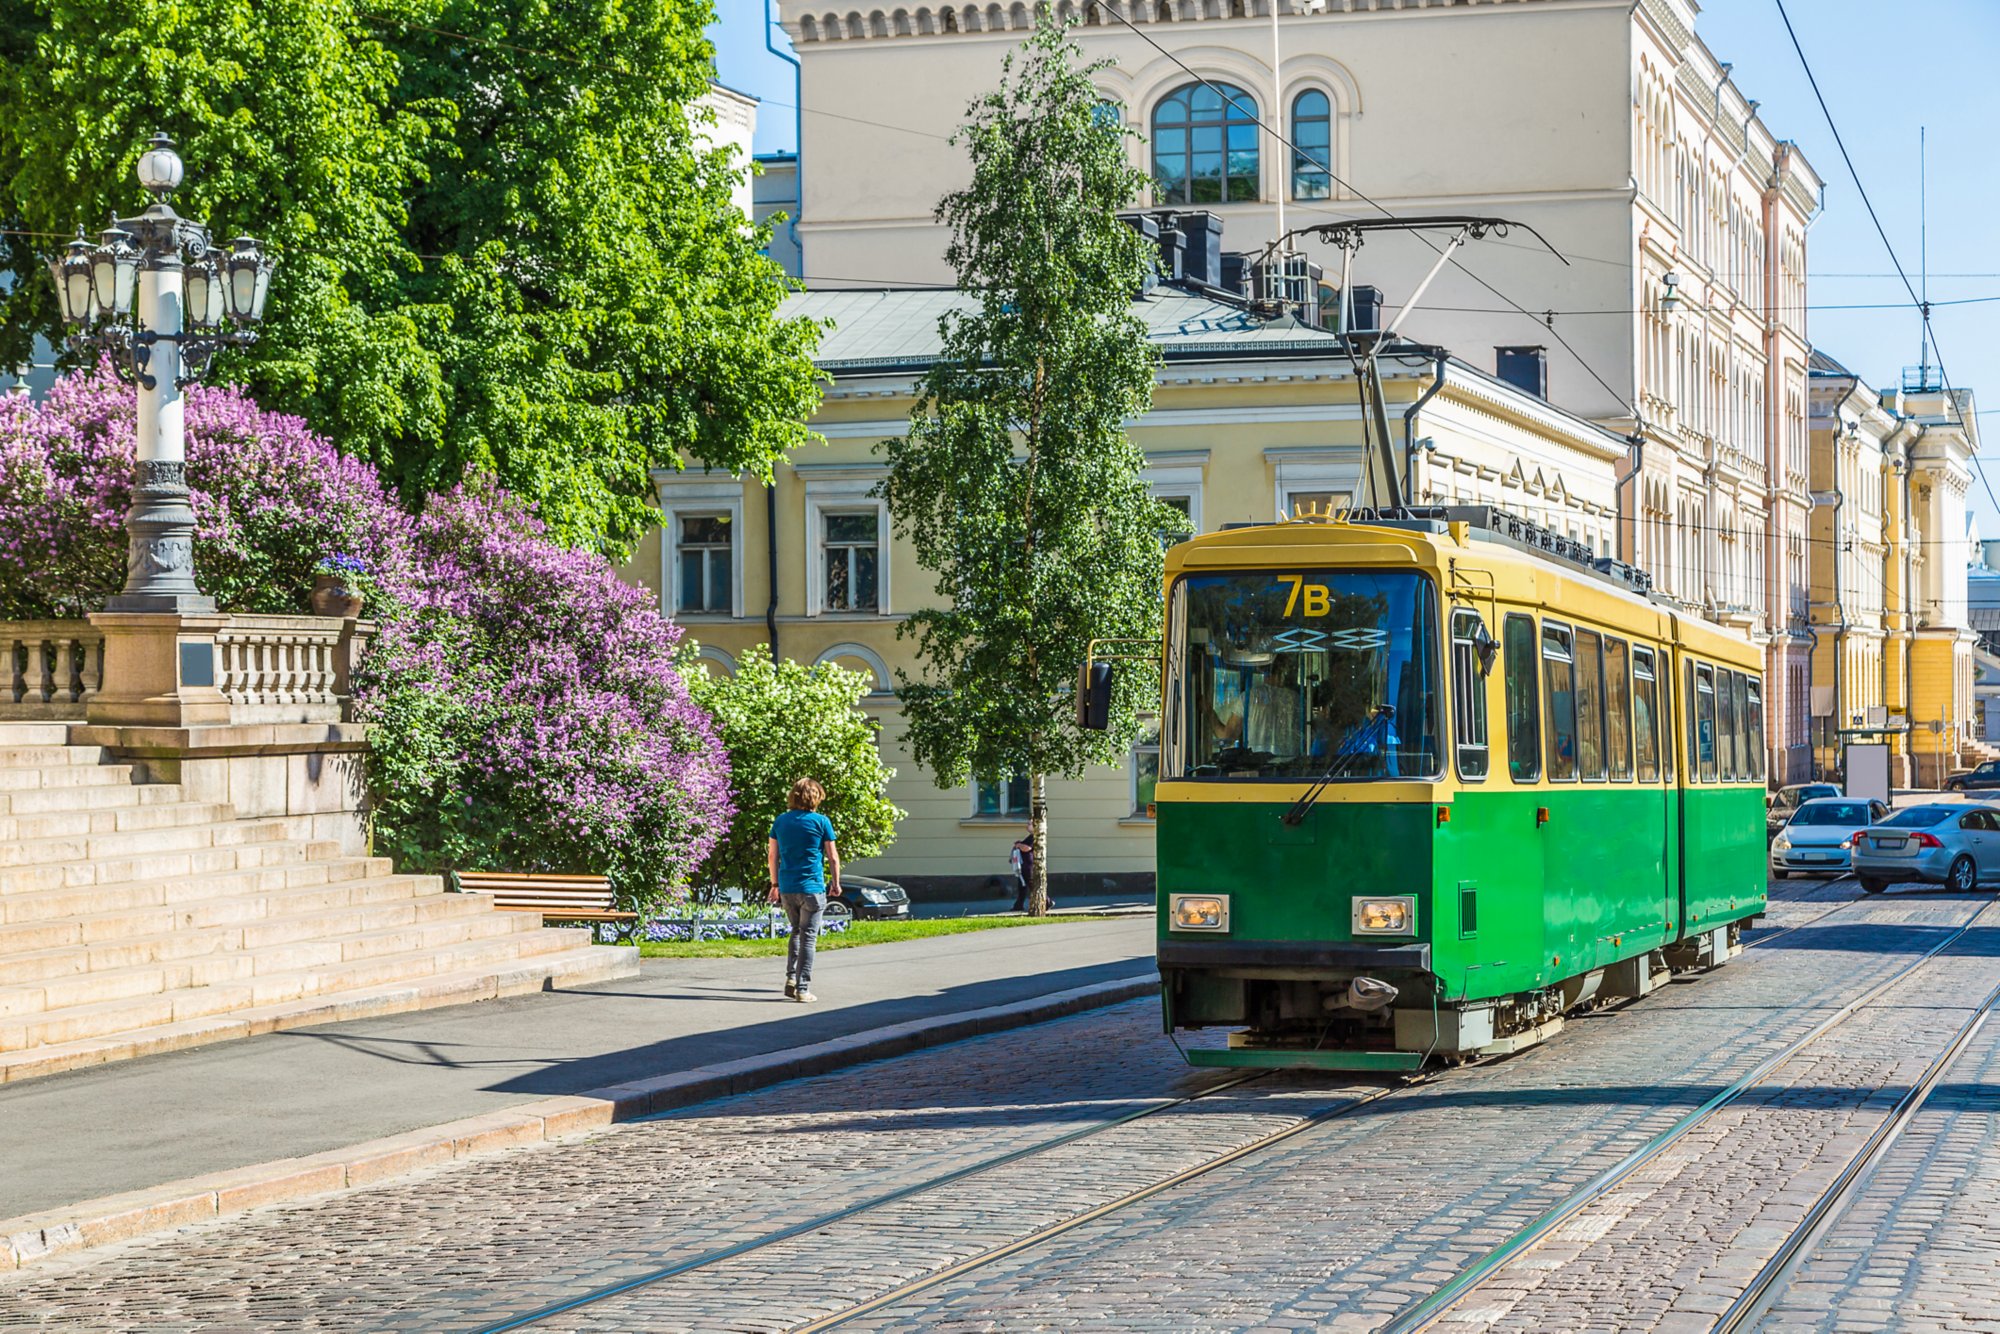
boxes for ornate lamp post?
[47,133,273,613]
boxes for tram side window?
[1451,609,1490,779]
[1746,677,1767,781]
[1717,669,1739,779]
[1574,629,1606,781]
[1695,663,1718,782]
[1732,672,1754,781]
[1505,614,1541,781]
[1543,623,1578,781]
[1605,638,1633,781]
[1633,647,1660,782]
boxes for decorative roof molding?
[1633,0,1693,57]
[779,0,1606,44]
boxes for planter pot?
[310,574,364,619]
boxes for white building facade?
[774,0,1823,779]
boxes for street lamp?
[45,132,274,613]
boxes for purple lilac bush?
[0,368,733,913]
[0,363,415,617]
[357,486,733,916]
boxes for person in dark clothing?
[1009,834,1037,914]
[768,777,842,1002]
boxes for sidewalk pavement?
[0,917,1155,1230]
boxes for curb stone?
[0,972,1157,1271]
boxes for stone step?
[0,763,141,793]
[0,724,74,747]
[0,844,392,915]
[0,817,294,870]
[0,782,188,816]
[0,836,326,898]
[0,860,419,939]
[0,745,110,770]
[0,799,238,843]
[0,943,638,1084]
[0,902,539,1016]
[0,874,476,987]
[0,926,610,1054]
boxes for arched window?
[1291,89,1331,200]
[1151,82,1260,205]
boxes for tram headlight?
[1352,896,1416,936]
[1169,894,1229,931]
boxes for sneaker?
[795,990,817,1003]
[784,979,797,998]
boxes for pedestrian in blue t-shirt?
[767,777,842,1002]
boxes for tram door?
[1633,643,1676,942]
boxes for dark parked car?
[1945,761,2000,792]
[822,873,911,923]
[1767,783,1841,838]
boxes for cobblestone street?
[5,878,1999,1333]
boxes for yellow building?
[1808,353,1983,787]
[623,241,1636,890]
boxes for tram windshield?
[1164,569,1441,781]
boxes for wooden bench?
[453,872,638,924]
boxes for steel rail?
[1379,896,1998,1334]
[465,1069,1270,1333]
[1745,876,1857,949]
[1714,968,2000,1332]
[788,1080,1411,1333]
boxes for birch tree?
[881,15,1179,914]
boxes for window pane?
[976,781,999,816]
[708,548,730,612]
[1505,615,1541,781]
[1544,625,1577,781]
[826,549,849,610]
[1575,629,1605,781]
[1717,669,1738,780]
[1746,678,1766,781]
[1285,489,1345,520]
[826,512,878,543]
[1633,649,1660,782]
[1732,671,1752,782]
[681,514,730,545]
[854,546,879,611]
[1294,89,1329,118]
[679,552,705,611]
[1452,610,1489,779]
[1696,664,1717,781]
[1605,638,1632,780]
[1006,773,1029,815]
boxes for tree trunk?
[1027,770,1050,917]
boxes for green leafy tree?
[880,17,1179,915]
[0,0,820,556]
[686,646,904,898]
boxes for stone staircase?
[0,722,638,1084]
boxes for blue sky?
[710,0,2000,528]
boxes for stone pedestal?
[66,722,375,854]
[84,612,231,728]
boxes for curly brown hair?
[788,777,826,811]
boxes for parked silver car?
[1770,796,1889,878]
[1850,804,2000,894]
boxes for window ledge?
[1116,815,1157,827]
[959,816,1030,827]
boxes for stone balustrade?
[0,622,104,720]
[0,614,369,725]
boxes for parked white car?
[1770,796,1889,878]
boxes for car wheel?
[1948,856,1978,894]
[1772,870,1789,881]
[1860,877,1888,895]
[823,898,854,924]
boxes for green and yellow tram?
[1149,506,1767,1070]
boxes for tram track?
[464,1065,1293,1333]
[1379,893,2000,1334]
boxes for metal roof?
[781,286,1347,371]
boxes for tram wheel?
[1949,856,1978,894]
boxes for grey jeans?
[782,892,825,986]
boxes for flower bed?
[598,903,854,945]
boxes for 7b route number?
[1278,575,1332,618]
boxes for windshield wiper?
[1281,705,1395,827]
